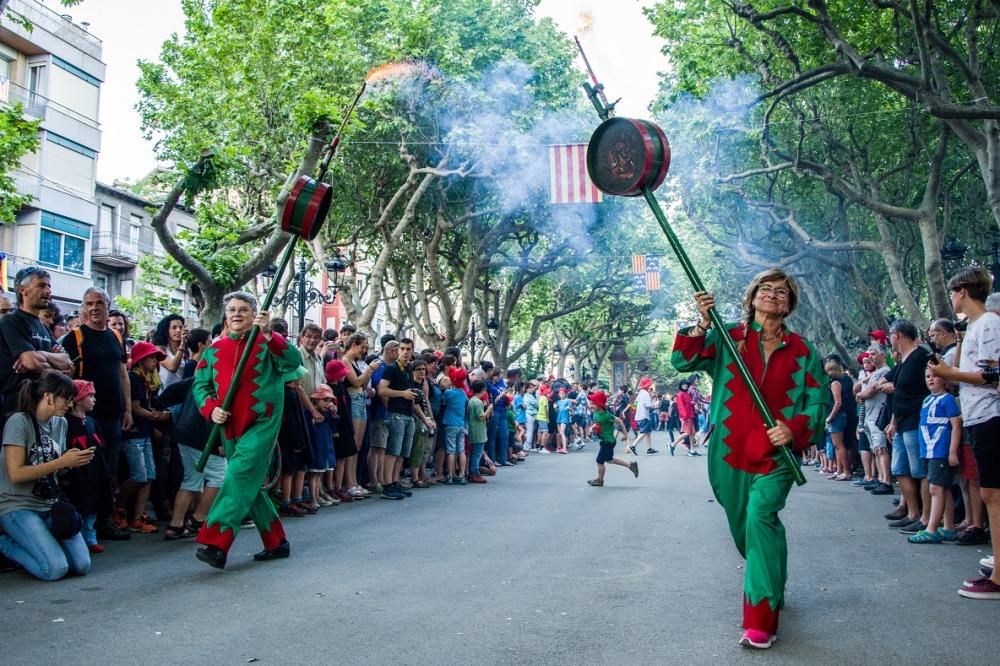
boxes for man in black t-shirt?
[882,319,932,532]
[59,286,132,479]
[378,338,417,499]
[0,268,73,418]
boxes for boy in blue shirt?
[910,367,962,543]
[440,376,468,484]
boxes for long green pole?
[641,187,806,486]
[195,238,299,472]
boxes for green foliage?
[0,105,40,223]
[116,255,174,336]
[168,200,252,289]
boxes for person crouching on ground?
[586,391,637,486]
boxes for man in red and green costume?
[672,272,827,649]
[193,291,303,569]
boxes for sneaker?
[279,503,306,517]
[128,518,157,534]
[316,496,334,507]
[587,478,604,487]
[898,521,927,535]
[334,489,354,503]
[629,461,639,478]
[367,483,384,494]
[357,486,372,497]
[380,487,404,500]
[885,507,908,520]
[626,445,637,455]
[869,483,894,495]
[958,577,1000,599]
[739,629,774,649]
[455,476,468,485]
[669,443,676,456]
[937,528,958,542]
[646,448,658,455]
[297,502,319,515]
[87,543,104,554]
[240,518,255,529]
[392,483,413,497]
[981,556,995,569]
[963,575,990,588]
[851,477,874,487]
[957,526,990,545]
[97,521,131,541]
[469,475,488,484]
[888,516,917,528]
[348,487,367,499]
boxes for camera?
[955,319,968,333]
[978,359,999,386]
[410,388,424,402]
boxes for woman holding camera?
[0,371,95,581]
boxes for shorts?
[681,418,696,435]
[369,419,388,450]
[638,418,652,434]
[178,444,227,492]
[444,426,465,455]
[386,412,415,458]
[857,429,871,453]
[280,443,307,474]
[125,437,156,483]
[596,442,616,464]
[959,440,979,481]
[890,429,926,479]
[826,412,847,433]
[968,416,1000,488]
[537,421,549,433]
[309,431,334,473]
[573,415,587,427]
[865,421,888,451]
[348,392,367,421]
[926,457,957,487]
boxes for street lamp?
[940,237,967,264]
[267,250,348,333]
[459,320,490,365]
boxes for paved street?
[1,430,997,665]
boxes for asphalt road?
[2,430,997,665]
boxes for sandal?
[163,525,194,541]
[907,529,942,544]
[413,480,429,489]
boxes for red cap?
[311,384,335,400]
[129,341,166,369]
[639,376,654,390]
[869,330,887,344]
[325,359,349,383]
[73,379,95,402]
[857,352,871,364]
[588,391,608,409]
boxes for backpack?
[72,326,124,378]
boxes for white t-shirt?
[862,365,891,425]
[635,389,652,420]
[958,312,1000,426]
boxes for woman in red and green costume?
[672,269,827,649]
[193,291,303,569]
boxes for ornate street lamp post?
[265,250,348,333]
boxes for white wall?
[46,61,99,122]
[41,140,95,196]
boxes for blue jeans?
[81,514,97,546]
[487,414,509,464]
[470,441,485,477]
[385,413,415,458]
[0,509,91,581]
[891,429,927,479]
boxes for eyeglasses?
[0,307,12,314]
[757,285,789,299]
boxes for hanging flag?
[632,273,647,293]
[549,144,603,204]
[0,253,7,291]
[631,255,646,275]
[645,255,661,291]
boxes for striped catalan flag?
[631,255,646,275]
[646,255,661,291]
[549,144,603,204]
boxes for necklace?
[761,330,782,342]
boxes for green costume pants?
[709,449,793,634]
[195,419,285,553]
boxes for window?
[129,214,142,250]
[98,205,114,236]
[38,212,89,275]
[93,273,108,291]
[43,133,96,196]
[0,56,11,81]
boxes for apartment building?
[93,182,198,324]
[1,0,103,312]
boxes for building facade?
[1,0,103,312]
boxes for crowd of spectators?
[0,266,625,581]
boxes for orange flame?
[365,60,435,84]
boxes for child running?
[586,391,638,486]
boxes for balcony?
[91,232,139,268]
[0,77,47,118]
[12,170,42,201]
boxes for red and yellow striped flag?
[549,144,603,204]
